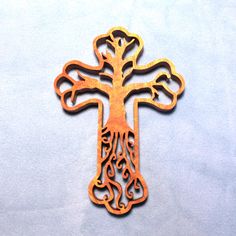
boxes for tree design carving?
[54,27,185,215]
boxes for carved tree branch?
[125,72,169,95]
[124,66,184,111]
[54,71,111,112]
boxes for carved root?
[88,126,148,215]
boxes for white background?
[0,0,236,235]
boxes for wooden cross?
[54,27,185,215]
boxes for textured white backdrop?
[0,0,236,235]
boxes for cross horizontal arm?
[124,58,185,111]
[124,72,177,110]
[54,71,111,112]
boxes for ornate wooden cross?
[54,27,185,215]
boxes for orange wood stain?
[54,27,185,215]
